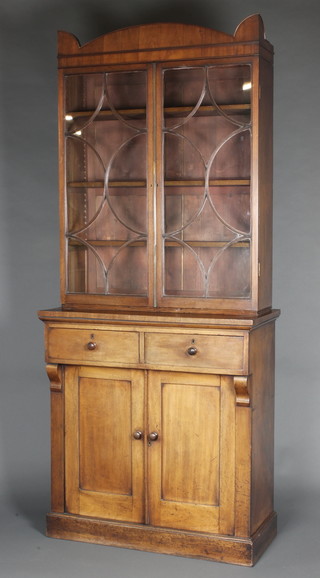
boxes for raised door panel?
[148,371,236,534]
[65,365,145,523]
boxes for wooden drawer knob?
[187,346,197,356]
[87,341,97,350]
[148,431,158,442]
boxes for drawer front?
[144,332,245,372]
[47,327,139,364]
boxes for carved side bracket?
[234,376,251,407]
[46,364,63,392]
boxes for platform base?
[46,511,277,566]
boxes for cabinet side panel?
[257,56,273,311]
[58,70,67,306]
[250,322,275,533]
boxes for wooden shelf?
[69,239,147,248]
[164,179,250,187]
[67,179,250,189]
[65,103,251,121]
[164,103,251,117]
[164,240,249,248]
[66,107,146,119]
[68,239,249,248]
[67,180,146,189]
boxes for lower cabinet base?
[46,511,277,566]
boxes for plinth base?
[46,511,277,566]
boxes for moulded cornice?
[57,14,270,58]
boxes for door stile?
[143,369,150,524]
[154,64,165,308]
[147,64,156,308]
[146,370,162,525]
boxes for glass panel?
[162,65,252,300]
[207,242,251,298]
[64,71,148,296]
[207,65,251,110]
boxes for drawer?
[47,327,139,365]
[144,332,245,372]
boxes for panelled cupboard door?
[147,371,236,534]
[65,366,145,523]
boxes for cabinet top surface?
[38,307,280,330]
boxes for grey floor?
[1,484,319,578]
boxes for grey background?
[0,0,319,576]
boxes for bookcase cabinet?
[39,14,279,566]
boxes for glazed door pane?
[63,64,253,307]
[64,70,149,296]
[161,65,252,300]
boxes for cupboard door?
[148,371,235,534]
[157,64,252,309]
[63,68,154,307]
[65,365,145,523]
